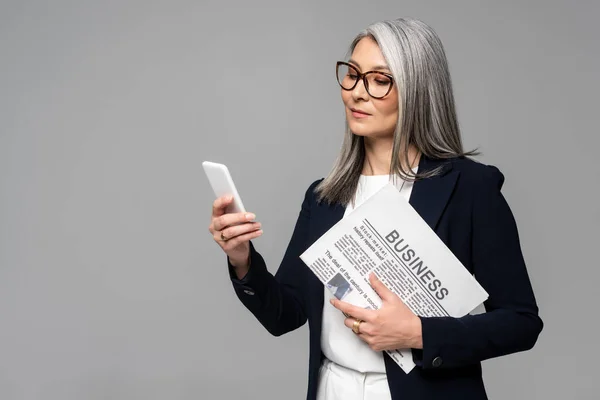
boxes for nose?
[351,77,369,101]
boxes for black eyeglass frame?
[335,61,395,99]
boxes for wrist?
[411,315,423,349]
[229,253,251,279]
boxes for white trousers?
[316,358,392,400]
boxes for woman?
[208,17,543,400]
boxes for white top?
[318,168,417,400]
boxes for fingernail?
[330,299,334,305]
[246,213,255,220]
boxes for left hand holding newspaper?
[300,183,488,373]
[330,272,423,351]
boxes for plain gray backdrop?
[1,0,598,399]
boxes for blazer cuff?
[416,316,454,370]
[227,241,268,296]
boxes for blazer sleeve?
[414,165,543,369]
[226,179,321,337]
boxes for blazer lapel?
[409,154,459,231]
[306,200,345,326]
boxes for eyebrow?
[348,59,390,72]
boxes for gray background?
[1,0,598,399]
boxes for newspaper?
[299,183,488,373]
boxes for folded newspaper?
[299,183,488,373]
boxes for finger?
[214,211,256,232]
[212,195,233,218]
[330,298,374,322]
[360,334,382,351]
[219,221,262,242]
[353,332,378,350]
[220,227,264,249]
[343,318,374,335]
[369,272,397,303]
[357,333,373,345]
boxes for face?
[340,37,399,139]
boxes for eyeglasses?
[336,61,394,99]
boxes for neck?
[361,137,420,176]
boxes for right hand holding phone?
[209,195,263,278]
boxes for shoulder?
[299,178,325,204]
[448,156,505,192]
[307,178,325,202]
[309,178,325,190]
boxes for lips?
[350,107,371,115]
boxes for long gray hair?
[315,17,478,207]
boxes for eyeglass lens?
[336,63,392,98]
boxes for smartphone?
[202,161,247,215]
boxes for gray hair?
[315,17,479,207]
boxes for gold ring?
[352,319,362,334]
[220,231,227,241]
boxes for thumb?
[369,273,396,303]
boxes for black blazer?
[227,154,543,400]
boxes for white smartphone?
[202,161,247,215]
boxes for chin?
[349,127,393,141]
[348,122,375,137]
